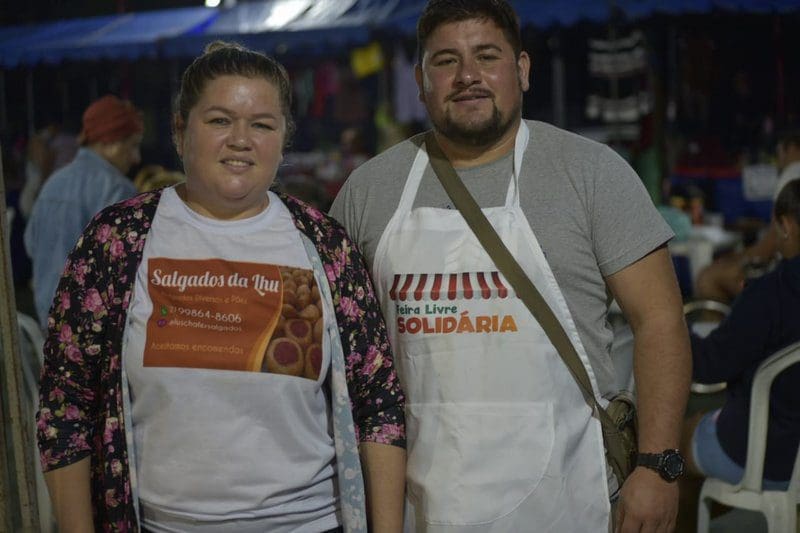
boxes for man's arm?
[359,442,406,532]
[44,457,94,533]
[605,246,692,533]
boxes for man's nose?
[455,58,481,86]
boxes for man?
[25,95,143,328]
[331,0,691,531]
[694,129,800,304]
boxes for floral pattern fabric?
[37,189,405,532]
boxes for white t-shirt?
[124,188,339,532]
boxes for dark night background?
[1,1,204,25]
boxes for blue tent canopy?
[0,0,797,67]
[0,6,217,68]
[160,0,403,58]
[385,0,800,34]
[513,0,799,26]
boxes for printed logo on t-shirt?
[388,271,519,336]
[144,258,323,379]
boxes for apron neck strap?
[505,120,530,207]
[402,120,531,211]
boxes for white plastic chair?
[684,300,731,394]
[16,311,43,396]
[16,311,55,532]
[697,340,800,533]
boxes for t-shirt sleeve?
[591,146,674,277]
[328,177,360,241]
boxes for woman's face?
[175,75,286,220]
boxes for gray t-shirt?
[330,120,673,396]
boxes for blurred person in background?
[24,95,142,328]
[133,164,185,192]
[694,129,800,304]
[2,139,33,287]
[36,41,405,532]
[18,120,78,219]
[678,178,800,530]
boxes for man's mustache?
[448,89,494,102]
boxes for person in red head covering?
[78,94,144,174]
[24,94,145,328]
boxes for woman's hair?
[173,41,295,147]
[416,0,522,61]
[774,179,800,224]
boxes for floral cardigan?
[36,189,405,532]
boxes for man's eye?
[208,117,229,125]
[253,122,274,130]
[434,58,456,66]
[478,54,499,61]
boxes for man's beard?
[434,99,520,148]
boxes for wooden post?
[0,143,40,531]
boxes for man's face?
[104,133,143,175]
[416,18,530,148]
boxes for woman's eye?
[208,117,229,125]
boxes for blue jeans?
[692,409,790,490]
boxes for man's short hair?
[775,178,800,223]
[416,0,522,61]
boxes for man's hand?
[615,467,679,533]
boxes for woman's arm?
[327,231,407,526]
[359,442,406,532]
[44,457,93,532]
[279,196,407,528]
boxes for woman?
[37,42,405,533]
[681,178,800,498]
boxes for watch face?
[663,451,685,480]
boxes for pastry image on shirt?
[261,267,323,379]
[144,259,323,380]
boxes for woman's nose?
[228,122,252,149]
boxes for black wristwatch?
[636,449,685,482]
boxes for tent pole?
[169,59,180,109]
[60,78,70,122]
[0,144,41,533]
[0,71,7,134]
[89,76,99,103]
[25,69,35,137]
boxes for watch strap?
[636,452,662,468]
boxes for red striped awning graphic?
[389,272,512,301]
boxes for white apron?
[373,123,610,532]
